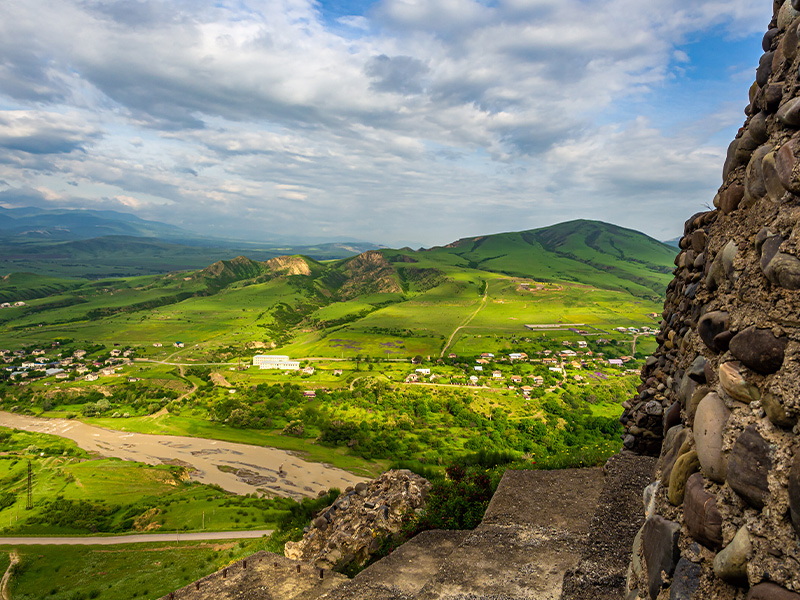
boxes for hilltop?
[0,219,674,357]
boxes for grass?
[0,427,295,535]
[1,537,270,600]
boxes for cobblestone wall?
[620,2,800,598]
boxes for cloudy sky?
[0,0,773,247]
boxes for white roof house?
[252,355,301,370]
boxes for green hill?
[0,220,674,356]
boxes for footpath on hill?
[0,530,274,546]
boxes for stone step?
[316,530,470,600]
[157,551,347,600]
[413,468,605,600]
[560,451,657,600]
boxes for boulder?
[777,96,800,126]
[697,311,731,353]
[775,137,800,194]
[285,470,431,570]
[713,526,752,585]
[667,450,700,506]
[729,327,788,375]
[719,361,761,403]
[683,473,722,549]
[719,183,745,214]
[762,150,787,202]
[642,515,681,600]
[694,392,730,483]
[669,558,702,600]
[659,425,690,485]
[727,425,772,509]
[761,391,798,428]
[789,450,800,537]
[748,583,800,600]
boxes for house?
[562,341,572,346]
[85,373,99,381]
[480,353,494,359]
[333,369,343,376]
[252,355,301,370]
[415,368,431,375]
[153,343,163,347]
[549,366,563,373]
[608,359,624,366]
[405,373,420,383]
[469,375,479,384]
[475,358,490,365]
[508,353,528,360]
[474,366,483,371]
[32,349,45,356]
[301,366,315,375]
[510,375,522,384]
[73,350,87,358]
[447,353,457,359]
[560,350,577,357]
[577,341,588,348]
[492,370,503,379]
[174,342,185,348]
[110,349,121,357]
[100,367,116,376]
[532,376,544,385]
[302,390,317,398]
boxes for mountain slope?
[423,220,675,300]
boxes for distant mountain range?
[0,207,382,277]
[0,219,677,355]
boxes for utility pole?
[26,460,33,510]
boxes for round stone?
[778,97,800,126]
[697,311,731,353]
[719,361,761,403]
[775,137,800,193]
[761,391,798,428]
[694,392,730,484]
[757,52,775,86]
[729,326,788,374]
[789,450,800,537]
[713,526,752,585]
[727,425,772,509]
[684,473,722,549]
[668,450,700,506]
[748,583,800,600]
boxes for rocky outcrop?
[620,2,800,597]
[284,470,431,571]
[266,255,315,276]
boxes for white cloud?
[0,0,775,245]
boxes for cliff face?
[620,2,800,598]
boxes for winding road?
[440,279,489,357]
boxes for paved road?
[0,529,273,546]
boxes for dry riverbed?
[0,412,367,499]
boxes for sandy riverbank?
[0,412,367,500]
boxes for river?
[0,412,367,499]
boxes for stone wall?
[620,2,800,598]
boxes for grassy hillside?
[0,220,672,357]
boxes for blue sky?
[0,0,774,246]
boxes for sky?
[0,0,775,247]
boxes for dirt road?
[0,530,274,546]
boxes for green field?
[0,220,672,359]
[1,537,269,600]
[0,428,295,536]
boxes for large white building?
[252,355,301,370]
